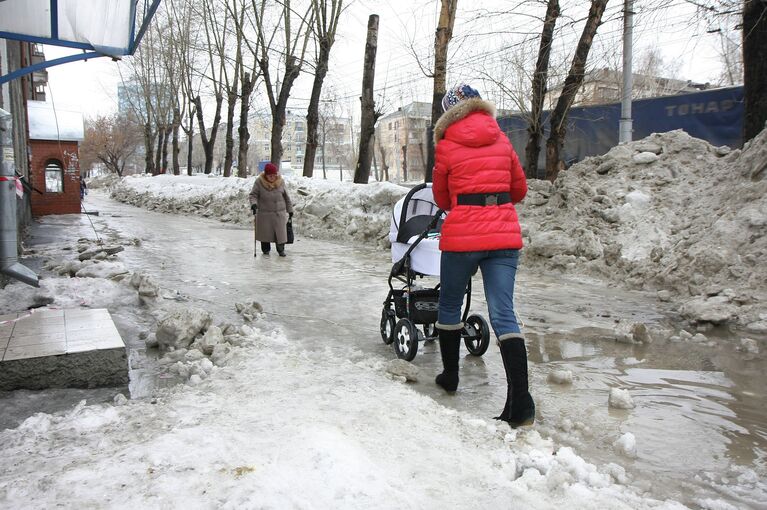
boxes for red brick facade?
[29,139,81,216]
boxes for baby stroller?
[380,183,491,361]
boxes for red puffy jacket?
[432,98,527,252]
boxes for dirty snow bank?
[517,129,767,332]
[111,175,405,249]
[107,128,766,331]
[1,220,689,509]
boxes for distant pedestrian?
[249,163,293,257]
[432,83,534,428]
[80,178,87,200]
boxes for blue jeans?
[437,249,521,339]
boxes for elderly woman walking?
[432,84,533,428]
[249,163,293,257]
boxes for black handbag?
[286,220,294,244]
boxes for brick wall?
[29,139,81,216]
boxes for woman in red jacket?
[432,84,534,428]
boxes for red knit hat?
[264,163,278,175]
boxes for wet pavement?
[4,191,766,508]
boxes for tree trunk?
[321,128,327,179]
[263,55,302,165]
[223,87,237,178]
[354,15,380,184]
[185,103,195,176]
[172,108,181,175]
[372,134,379,181]
[194,94,223,175]
[425,0,458,183]
[526,0,559,180]
[401,145,408,182]
[304,42,330,178]
[743,0,767,142]
[378,145,389,181]
[154,127,164,175]
[144,122,155,174]
[161,125,171,174]
[238,72,255,178]
[545,0,608,182]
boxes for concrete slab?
[0,308,128,391]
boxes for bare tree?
[229,0,262,178]
[354,14,381,184]
[424,0,459,182]
[303,0,344,178]
[193,0,229,175]
[80,115,142,177]
[168,0,201,176]
[525,0,559,180]
[249,0,315,165]
[743,0,767,141]
[715,25,743,86]
[545,0,608,181]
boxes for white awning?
[0,0,134,55]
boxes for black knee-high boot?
[495,336,535,428]
[435,328,461,392]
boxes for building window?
[45,160,64,193]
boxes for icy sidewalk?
[0,323,685,509]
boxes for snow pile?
[608,388,636,410]
[110,174,407,249]
[518,128,767,331]
[1,240,141,315]
[1,216,693,508]
[0,328,688,509]
[85,173,120,189]
[106,128,767,332]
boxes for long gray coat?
[248,174,294,243]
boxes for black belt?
[457,192,511,206]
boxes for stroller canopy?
[389,184,443,244]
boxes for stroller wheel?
[463,314,490,356]
[380,307,396,345]
[393,318,419,361]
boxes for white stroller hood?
[389,184,443,276]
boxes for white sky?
[41,0,732,121]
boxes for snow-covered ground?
[0,214,691,509]
[106,128,767,336]
[2,128,765,508]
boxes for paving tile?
[30,308,65,319]
[8,331,67,348]
[0,312,19,324]
[4,343,67,361]
[0,323,14,343]
[11,320,66,337]
[67,327,121,343]
[64,319,116,332]
[65,341,102,354]
[64,308,111,321]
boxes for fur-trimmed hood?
[433,98,497,144]
[258,173,284,190]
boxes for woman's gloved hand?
[289,212,293,219]
[251,204,258,215]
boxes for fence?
[497,86,744,179]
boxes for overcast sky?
[42,0,733,120]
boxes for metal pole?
[0,108,38,287]
[619,0,634,143]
